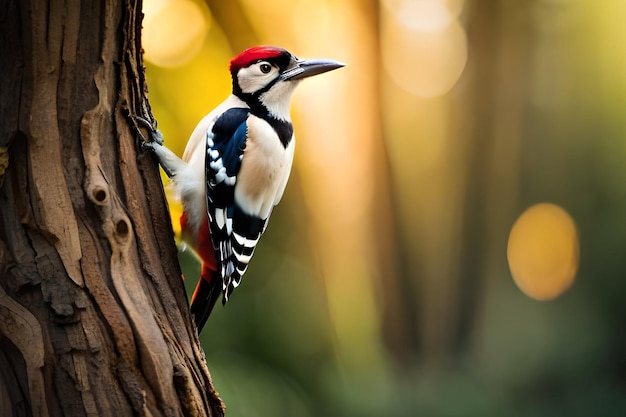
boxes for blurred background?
[142,0,626,415]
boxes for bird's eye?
[259,63,272,74]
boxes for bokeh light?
[143,0,210,67]
[381,0,467,97]
[507,203,579,301]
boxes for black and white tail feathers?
[189,271,222,332]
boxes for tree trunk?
[452,0,531,355]
[0,0,224,416]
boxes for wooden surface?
[0,1,224,415]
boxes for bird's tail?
[189,265,222,332]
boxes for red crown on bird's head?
[229,46,291,75]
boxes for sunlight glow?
[290,1,390,378]
[143,0,210,68]
[381,0,467,97]
[383,0,452,32]
[507,203,579,301]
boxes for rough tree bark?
[0,0,224,416]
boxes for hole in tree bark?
[116,219,129,237]
[93,188,108,203]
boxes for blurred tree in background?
[143,0,626,415]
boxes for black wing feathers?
[204,107,268,304]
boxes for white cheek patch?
[237,67,279,94]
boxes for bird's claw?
[135,116,165,147]
[141,140,158,153]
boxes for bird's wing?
[205,107,267,302]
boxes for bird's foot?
[135,116,165,148]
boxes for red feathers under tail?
[181,211,221,332]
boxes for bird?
[141,46,344,331]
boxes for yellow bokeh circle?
[143,0,210,68]
[507,203,579,301]
[381,0,467,98]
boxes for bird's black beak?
[281,58,345,81]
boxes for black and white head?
[229,46,344,120]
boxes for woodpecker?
[142,46,344,331]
